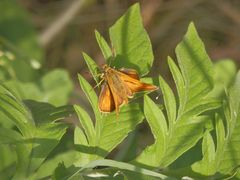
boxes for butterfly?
[98,64,158,115]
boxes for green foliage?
[0,0,43,81]
[4,69,73,106]
[1,2,240,180]
[109,3,153,76]
[0,84,72,179]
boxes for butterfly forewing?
[119,68,140,80]
[116,70,158,92]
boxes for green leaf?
[176,22,213,116]
[96,104,144,158]
[24,100,74,125]
[77,74,101,120]
[0,84,68,179]
[30,151,77,180]
[95,30,112,62]
[191,131,216,175]
[0,126,22,144]
[109,3,153,75]
[82,52,100,84]
[159,76,176,132]
[190,71,240,177]
[209,59,237,98]
[74,105,96,145]
[135,22,220,168]
[41,69,73,106]
[218,71,240,173]
[4,69,73,106]
[26,123,67,173]
[74,127,92,167]
[168,57,185,114]
[68,159,176,180]
[0,87,32,135]
[74,75,145,163]
[133,95,167,167]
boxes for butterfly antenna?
[89,79,105,93]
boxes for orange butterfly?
[98,64,158,115]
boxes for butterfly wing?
[117,71,158,93]
[98,82,115,112]
[119,68,139,80]
[105,70,130,115]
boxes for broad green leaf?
[74,105,96,145]
[41,69,73,106]
[82,52,100,84]
[109,3,153,75]
[95,30,112,62]
[68,159,176,180]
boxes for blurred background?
[0,0,240,160]
[13,0,240,79]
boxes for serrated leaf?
[190,72,240,177]
[95,30,112,62]
[135,22,220,168]
[176,22,213,116]
[109,3,153,75]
